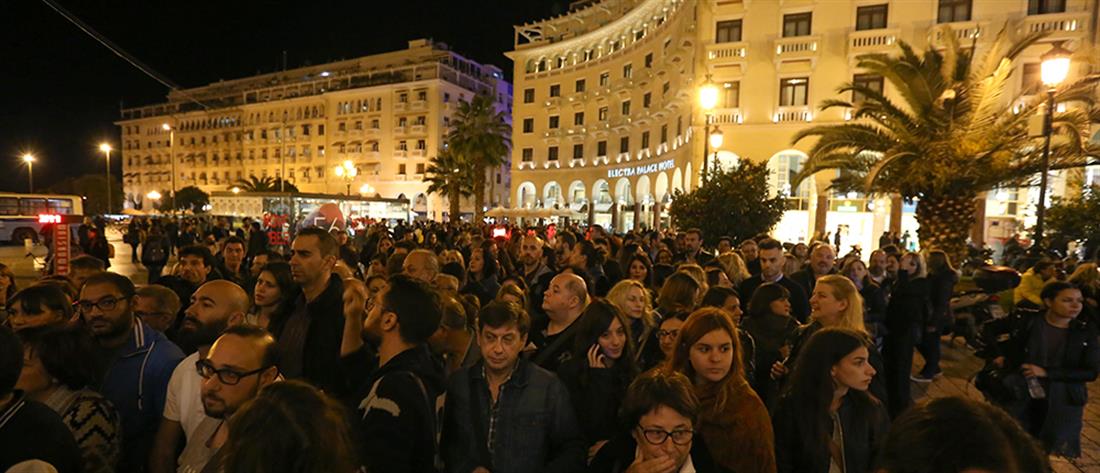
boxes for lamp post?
[698,75,720,185]
[21,154,36,193]
[708,128,724,175]
[146,190,162,212]
[333,160,357,195]
[162,123,176,212]
[1033,41,1071,249]
[99,143,113,215]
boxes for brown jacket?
[697,382,777,473]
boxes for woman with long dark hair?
[557,299,640,457]
[882,251,931,417]
[6,284,73,333]
[740,283,800,409]
[668,308,776,473]
[914,250,959,382]
[462,246,500,307]
[248,262,297,330]
[772,327,889,473]
[624,253,655,291]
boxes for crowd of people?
[0,215,1096,473]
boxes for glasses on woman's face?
[74,295,123,314]
[195,359,270,386]
[637,425,694,445]
[656,329,679,340]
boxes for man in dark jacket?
[788,244,837,297]
[273,228,346,394]
[443,300,585,473]
[357,274,445,473]
[739,239,810,323]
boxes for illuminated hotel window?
[779,78,809,106]
[722,82,740,108]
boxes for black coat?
[269,275,346,394]
[772,394,890,473]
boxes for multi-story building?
[509,0,1098,251]
[117,39,512,220]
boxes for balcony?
[773,106,812,123]
[394,150,408,158]
[774,35,820,62]
[712,108,743,124]
[1020,11,1090,41]
[931,21,981,49]
[393,126,407,135]
[410,124,427,134]
[705,42,749,69]
[410,149,425,158]
[848,28,900,57]
[411,100,427,111]
[394,101,408,111]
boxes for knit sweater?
[44,387,121,473]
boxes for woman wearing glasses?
[668,308,776,473]
[771,328,889,473]
[587,369,731,473]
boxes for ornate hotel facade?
[509,0,1099,251]
[117,39,512,220]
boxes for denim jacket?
[442,359,585,473]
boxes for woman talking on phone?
[558,299,641,460]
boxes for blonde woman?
[1068,263,1100,312]
[716,251,752,287]
[607,280,660,368]
[771,275,888,406]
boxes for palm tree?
[231,176,299,193]
[792,28,1099,261]
[426,147,474,221]
[448,93,511,222]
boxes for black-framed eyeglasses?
[195,359,271,385]
[637,425,694,445]
[74,295,124,314]
[656,329,680,340]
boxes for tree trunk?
[449,186,462,222]
[473,173,486,223]
[915,192,977,265]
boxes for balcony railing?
[712,108,743,124]
[394,150,408,158]
[410,149,425,158]
[931,21,981,48]
[775,36,820,63]
[410,124,427,134]
[848,28,900,56]
[773,106,812,123]
[706,42,748,63]
[394,101,408,111]
[1020,11,1090,40]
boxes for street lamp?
[231,186,241,195]
[99,143,113,215]
[333,159,357,195]
[21,154,36,193]
[698,75,720,184]
[1033,41,1072,249]
[708,128,724,174]
[162,123,176,212]
[146,190,162,212]
[359,183,375,196]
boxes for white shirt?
[163,352,214,442]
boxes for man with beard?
[353,274,445,473]
[149,280,250,473]
[176,325,278,472]
[78,272,184,473]
[788,243,838,296]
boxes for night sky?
[0,0,568,193]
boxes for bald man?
[789,244,837,296]
[532,272,588,372]
[149,280,250,473]
[403,249,440,283]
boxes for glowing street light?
[359,183,375,196]
[99,143,113,215]
[698,75,722,184]
[231,186,241,195]
[334,160,358,195]
[1033,41,1073,249]
[21,154,36,193]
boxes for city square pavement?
[2,229,1098,470]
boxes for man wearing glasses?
[78,272,184,473]
[178,325,278,473]
[588,369,730,473]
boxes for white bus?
[0,193,83,243]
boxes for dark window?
[1028,0,1065,14]
[573,144,584,159]
[599,72,610,86]
[620,136,630,153]
[522,148,534,162]
[550,84,561,97]
[416,163,425,174]
[852,74,885,102]
[399,164,407,174]
[622,100,631,115]
[599,107,609,121]
[645,53,654,68]
[660,125,668,144]
[716,20,743,43]
[643,93,652,108]
[574,112,584,126]
[523,88,535,103]
[783,12,812,37]
[549,116,560,129]
[722,82,740,108]
[1021,63,1043,94]
[779,78,810,106]
[623,64,633,78]
[548,146,559,161]
[937,0,972,23]
[856,4,888,31]
[597,141,608,156]
[576,79,586,93]
[523,118,534,133]
[641,131,650,148]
